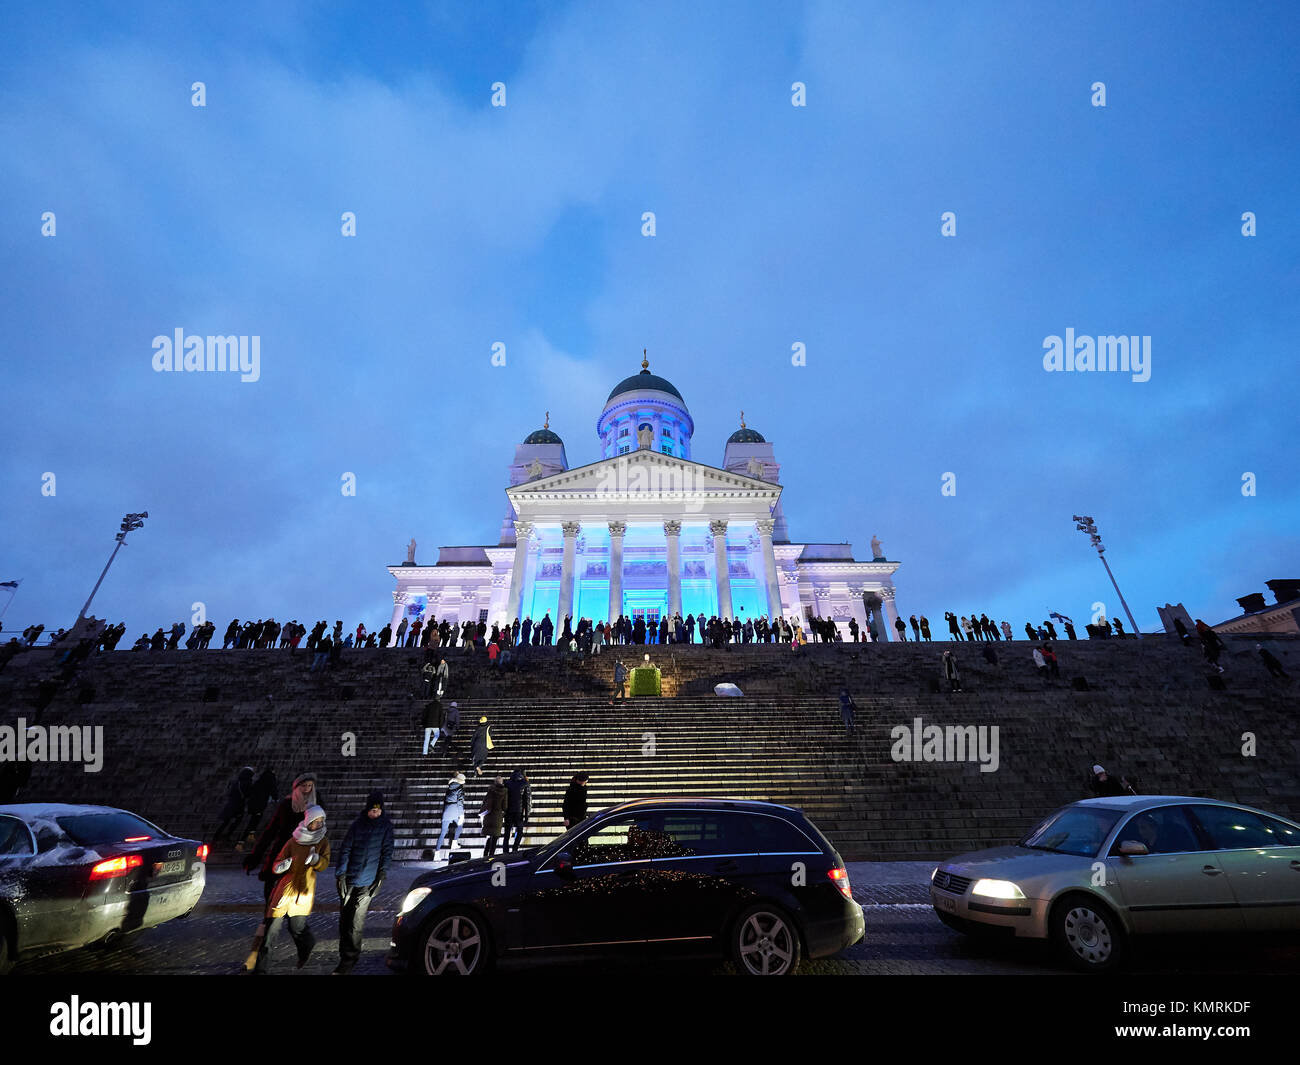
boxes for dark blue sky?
[2,0,1296,638]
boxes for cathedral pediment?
[507,449,779,504]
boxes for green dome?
[607,369,684,403]
[728,426,766,444]
[524,428,563,445]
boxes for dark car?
[388,797,864,975]
[0,803,208,973]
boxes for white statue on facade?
[871,534,883,560]
[637,424,653,450]
[406,538,417,564]
[746,457,765,479]
[527,458,544,479]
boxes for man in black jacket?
[503,768,531,853]
[562,772,589,831]
[332,790,393,975]
[244,773,319,903]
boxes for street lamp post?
[1072,515,1141,639]
[77,512,148,623]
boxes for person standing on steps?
[838,689,857,735]
[612,659,628,703]
[1257,644,1290,678]
[332,790,393,975]
[245,773,320,905]
[435,772,467,858]
[249,804,329,974]
[909,615,920,641]
[421,697,444,755]
[562,772,590,831]
[942,650,962,693]
[504,768,532,853]
[470,716,494,776]
[238,767,279,848]
[435,657,450,698]
[438,701,461,756]
[479,775,507,860]
[1087,764,1137,798]
[920,615,932,642]
[213,766,254,843]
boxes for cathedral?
[386,356,903,640]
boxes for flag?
[0,580,19,589]
[1049,611,1072,625]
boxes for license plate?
[154,859,185,876]
[937,895,956,913]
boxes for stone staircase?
[2,635,1297,861]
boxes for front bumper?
[930,885,1049,938]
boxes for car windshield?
[56,812,162,846]
[1020,805,1123,857]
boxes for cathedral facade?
[386,358,902,640]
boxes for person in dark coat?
[470,716,493,776]
[213,766,254,842]
[562,772,589,830]
[504,768,532,853]
[1173,616,1191,645]
[421,697,444,755]
[478,776,507,860]
[1088,764,1136,798]
[332,790,393,974]
[244,773,320,904]
[942,650,962,693]
[1257,644,1290,678]
[838,690,857,735]
[239,767,278,845]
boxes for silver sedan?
[930,795,1300,971]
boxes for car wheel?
[1051,893,1125,973]
[419,908,492,976]
[731,903,801,976]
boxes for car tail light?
[828,867,853,901]
[90,854,144,881]
[197,845,209,861]
[123,835,152,843]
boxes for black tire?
[730,902,801,976]
[417,907,493,976]
[1051,893,1126,973]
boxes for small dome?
[607,370,684,403]
[728,426,766,444]
[524,427,563,445]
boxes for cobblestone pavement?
[13,861,1299,976]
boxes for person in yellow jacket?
[248,805,330,973]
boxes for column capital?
[392,590,408,604]
[709,519,729,536]
[513,519,533,537]
[879,586,896,602]
[755,518,775,537]
[663,519,682,536]
[608,520,627,537]
[561,521,582,538]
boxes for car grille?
[933,870,972,894]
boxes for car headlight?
[929,867,938,882]
[971,879,1025,900]
[398,887,431,916]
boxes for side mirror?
[1117,840,1149,856]
[554,853,575,880]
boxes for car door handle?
[1202,865,1223,876]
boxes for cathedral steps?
[2,636,1296,861]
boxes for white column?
[607,521,626,624]
[880,586,901,642]
[757,519,781,621]
[664,520,682,619]
[388,591,407,646]
[558,521,580,622]
[505,520,532,622]
[848,586,869,641]
[710,520,733,619]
